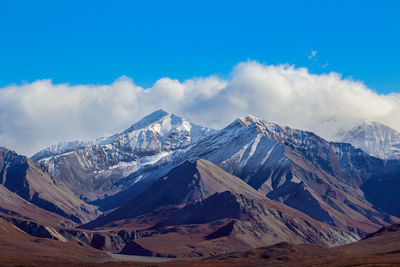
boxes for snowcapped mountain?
[32,109,214,160]
[33,109,216,201]
[335,120,400,160]
[31,110,400,236]
[105,109,215,154]
[148,114,397,235]
[311,117,400,160]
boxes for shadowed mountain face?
[361,160,400,218]
[83,159,264,229]
[155,190,358,245]
[0,147,99,225]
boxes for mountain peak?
[125,109,172,132]
[333,119,400,159]
[237,114,263,127]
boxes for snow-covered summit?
[124,109,170,132]
[335,120,400,160]
[311,117,400,159]
[236,114,264,126]
[33,110,215,161]
[106,109,216,155]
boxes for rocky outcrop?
[0,214,137,252]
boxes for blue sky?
[1,0,399,94]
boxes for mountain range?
[1,109,400,265]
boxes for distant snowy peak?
[336,120,400,160]
[311,117,400,160]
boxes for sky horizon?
[1,1,400,155]
[1,1,400,93]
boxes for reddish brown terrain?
[0,216,111,266]
[194,222,400,267]
[1,221,400,266]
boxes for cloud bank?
[1,61,400,155]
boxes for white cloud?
[1,61,400,156]
[308,50,317,59]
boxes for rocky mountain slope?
[0,212,141,254]
[0,216,111,266]
[116,191,357,258]
[82,159,266,228]
[83,159,357,257]
[0,147,99,225]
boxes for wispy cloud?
[308,50,317,59]
[1,61,399,155]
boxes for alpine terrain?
[1,110,400,265]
